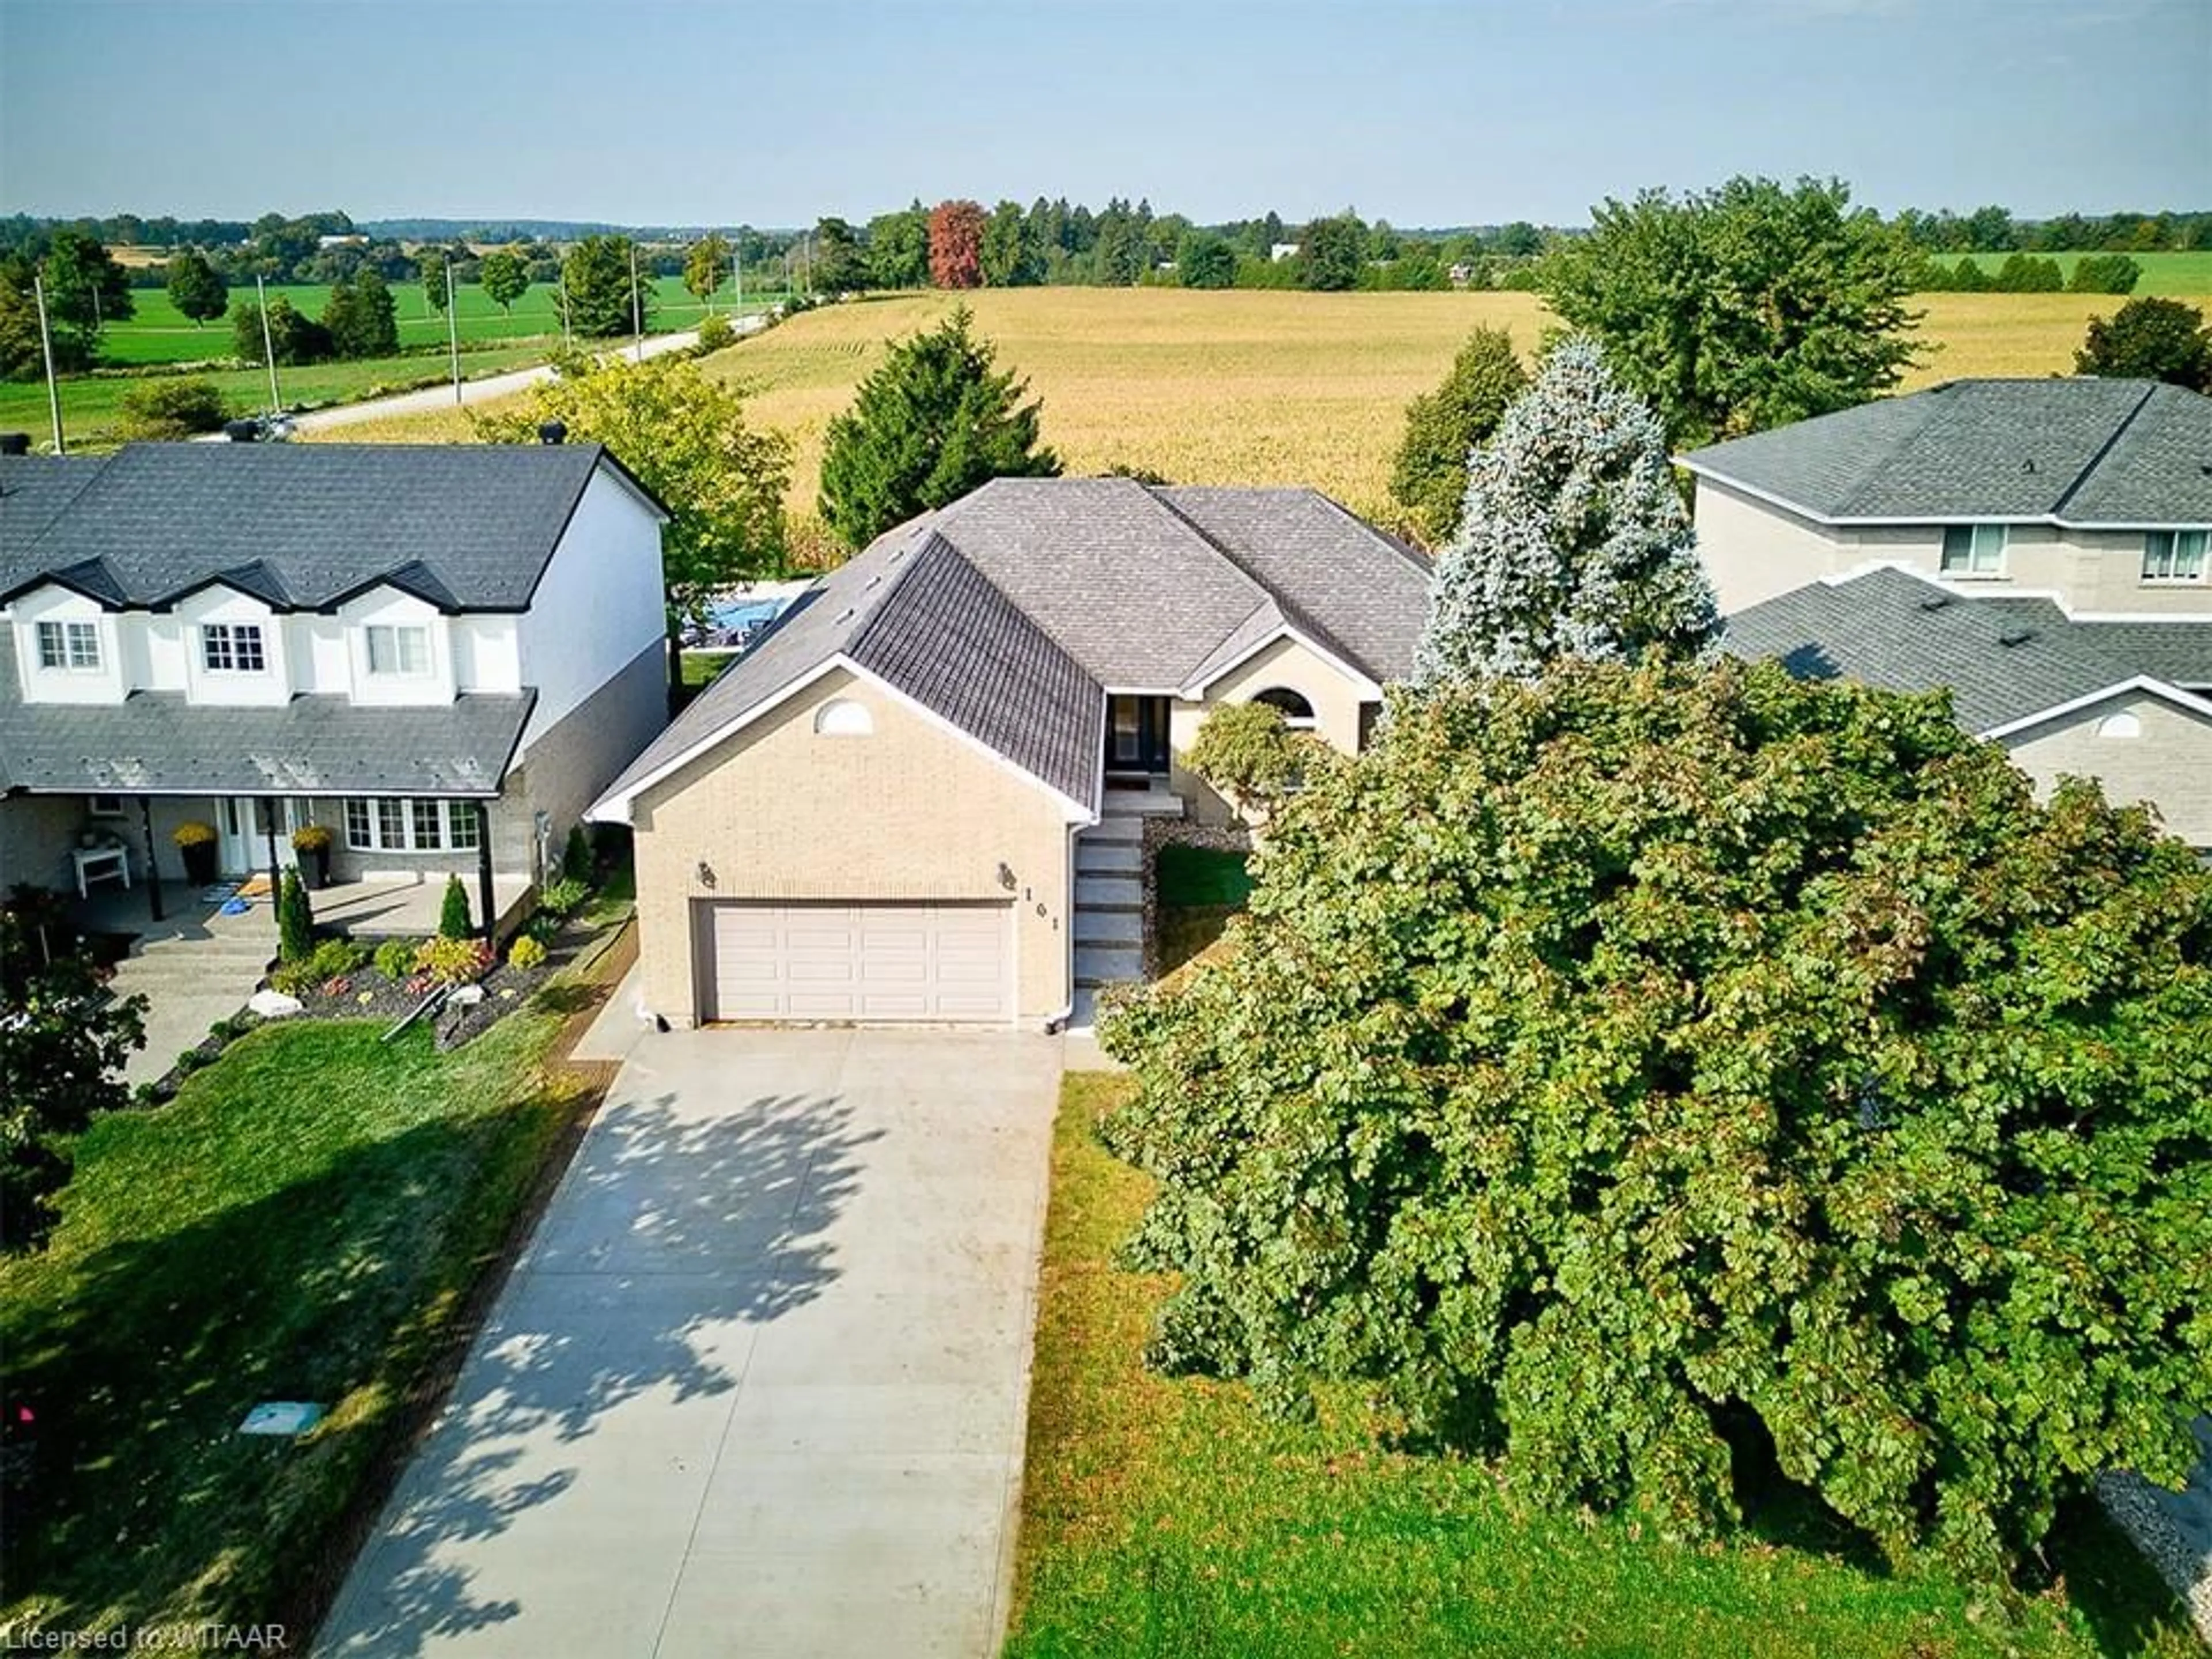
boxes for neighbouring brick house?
[0,435,669,930]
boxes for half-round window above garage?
[814,698,874,737]
[2094,711,2142,740]
[1252,687,1316,726]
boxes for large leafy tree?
[1387,325,1529,547]
[817,306,1060,548]
[556,234,648,339]
[1098,658,2212,1582]
[812,218,870,295]
[2074,296,2212,392]
[2,892,147,1248]
[40,229,132,358]
[868,204,929,289]
[476,356,790,698]
[164,248,229,326]
[321,269,398,358]
[927,200,986,290]
[683,233,730,312]
[1300,211,1366,291]
[0,257,66,379]
[478,248,529,315]
[1540,176,1925,448]
[980,201,1040,287]
[1415,337,1715,685]
[1175,230,1236,290]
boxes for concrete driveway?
[319,1027,1062,1658]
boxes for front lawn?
[1005,1074,2194,1659]
[1153,845,1253,974]
[0,1009,595,1638]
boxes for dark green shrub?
[562,824,593,885]
[276,869,315,964]
[437,873,472,940]
[305,938,363,982]
[117,378,228,440]
[2067,253,2141,296]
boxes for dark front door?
[1107,695,1171,775]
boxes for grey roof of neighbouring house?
[594,478,1430,817]
[1681,378,2212,527]
[0,441,667,612]
[1721,565,2212,732]
[0,631,535,796]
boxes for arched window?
[1252,687,1316,727]
[2094,711,2142,740]
[813,698,874,737]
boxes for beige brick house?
[1688,379,2212,851]
[588,478,1430,1029]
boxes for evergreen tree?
[1387,326,1529,547]
[438,873,473,940]
[277,868,316,963]
[558,235,650,338]
[818,306,1060,549]
[1175,231,1236,290]
[165,248,229,325]
[1414,337,1717,687]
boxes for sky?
[1,0,2206,229]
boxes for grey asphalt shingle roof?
[597,477,1429,817]
[1682,379,2212,526]
[0,633,532,797]
[1721,566,2212,732]
[0,442,663,611]
[0,455,104,545]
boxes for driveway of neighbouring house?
[319,1027,1063,1659]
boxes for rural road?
[223,311,771,438]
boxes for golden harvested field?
[315,286,2201,532]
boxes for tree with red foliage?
[927,200,986,289]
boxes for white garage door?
[698,902,1014,1024]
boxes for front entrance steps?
[1070,788,1184,1030]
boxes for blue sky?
[2,0,2205,227]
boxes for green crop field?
[1942,249,2212,296]
[94,275,774,365]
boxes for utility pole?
[630,241,644,363]
[255,273,281,416]
[733,240,743,315]
[558,263,573,353]
[33,274,63,455]
[446,262,462,404]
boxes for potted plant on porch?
[291,824,333,889]
[172,821,218,887]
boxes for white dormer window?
[2142,530,2207,583]
[366,623,431,677]
[36,619,101,671]
[1939,524,2008,578]
[201,623,267,673]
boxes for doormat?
[236,874,274,899]
[196,882,241,904]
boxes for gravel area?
[2097,1416,2212,1642]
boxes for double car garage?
[691,899,1016,1024]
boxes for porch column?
[138,797,164,923]
[262,801,282,940]
[475,802,496,944]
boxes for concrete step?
[1073,908,1141,945]
[1101,787,1186,817]
[1074,942,1143,986]
[1076,839,1142,876]
[1081,816,1143,846]
[1075,874,1142,909]
[1069,986,1100,1029]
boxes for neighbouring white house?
[588,477,1431,1030]
[0,433,669,931]
[1687,377,2212,851]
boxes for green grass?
[0,1012,593,1635]
[1155,845,1253,908]
[96,276,775,366]
[1942,250,2212,297]
[0,343,554,449]
[681,649,737,689]
[1006,1073,2196,1659]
